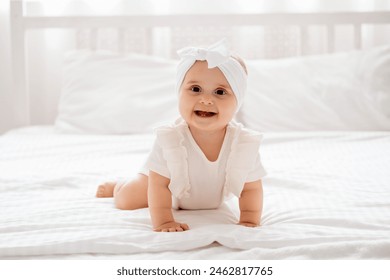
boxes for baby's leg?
[96,174,149,210]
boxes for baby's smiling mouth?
[194,110,217,117]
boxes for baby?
[96,39,267,232]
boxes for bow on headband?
[177,39,231,68]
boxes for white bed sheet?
[1,127,390,259]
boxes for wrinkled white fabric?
[176,39,247,110]
[1,128,390,259]
[140,118,267,210]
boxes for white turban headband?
[176,39,247,110]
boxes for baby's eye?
[191,86,202,93]
[214,89,227,95]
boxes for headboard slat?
[299,26,309,55]
[10,0,30,125]
[90,28,97,51]
[117,28,125,53]
[354,24,363,49]
[327,24,335,53]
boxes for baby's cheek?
[226,103,238,118]
[178,102,191,120]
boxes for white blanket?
[1,128,390,259]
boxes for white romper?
[140,118,267,210]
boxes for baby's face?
[179,61,237,132]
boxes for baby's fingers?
[160,227,183,232]
[238,222,259,227]
[154,222,190,232]
[168,224,189,232]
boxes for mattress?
[1,127,390,259]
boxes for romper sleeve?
[140,118,191,199]
[245,152,267,183]
[155,122,191,199]
[140,118,191,201]
[140,138,170,179]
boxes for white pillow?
[240,45,390,131]
[55,51,179,134]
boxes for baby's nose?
[199,95,213,105]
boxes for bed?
[1,0,390,259]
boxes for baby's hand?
[154,221,190,232]
[238,222,259,228]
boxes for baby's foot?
[96,182,116,197]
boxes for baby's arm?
[238,180,263,227]
[148,170,189,232]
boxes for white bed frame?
[10,0,390,127]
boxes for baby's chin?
[188,120,230,133]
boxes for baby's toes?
[96,183,115,197]
[96,185,106,197]
[180,223,190,231]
